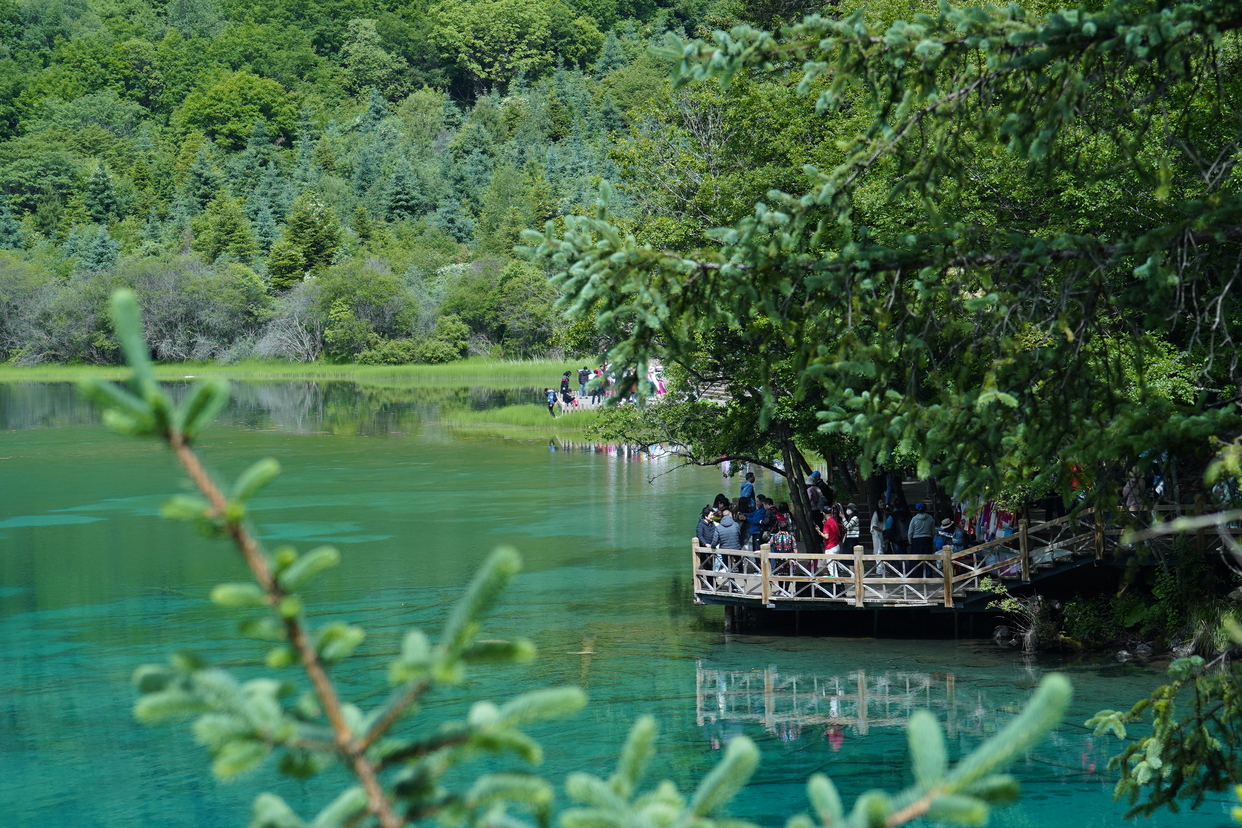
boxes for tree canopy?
[525,0,1242,504]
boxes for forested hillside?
[0,0,779,364]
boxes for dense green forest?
[0,0,794,365]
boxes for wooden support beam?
[760,543,771,606]
[853,545,864,607]
[942,543,954,608]
[1019,519,1030,581]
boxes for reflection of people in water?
[825,725,845,751]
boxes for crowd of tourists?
[693,469,976,570]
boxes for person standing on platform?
[806,471,827,528]
[739,472,756,511]
[842,503,860,551]
[745,499,767,551]
[871,502,887,553]
[577,366,591,398]
[816,505,843,575]
[560,371,572,400]
[908,503,935,576]
[696,506,717,547]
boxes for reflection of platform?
[695,663,990,738]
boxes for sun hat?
[940,518,953,528]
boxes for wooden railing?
[692,507,1242,608]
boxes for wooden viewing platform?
[693,506,1242,613]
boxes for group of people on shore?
[545,363,668,416]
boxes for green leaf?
[497,687,588,727]
[689,735,760,816]
[948,674,1071,786]
[212,739,270,778]
[308,786,367,828]
[390,629,432,683]
[232,458,282,503]
[249,792,305,828]
[466,773,555,809]
[440,546,521,658]
[211,582,268,609]
[610,715,656,799]
[78,377,152,422]
[926,793,989,826]
[461,638,537,665]
[109,288,155,391]
[849,790,891,828]
[960,774,1019,804]
[162,495,211,522]
[239,616,286,642]
[132,664,176,694]
[177,378,231,439]
[807,774,844,825]
[316,622,365,662]
[908,709,948,788]
[278,546,340,592]
[134,688,206,722]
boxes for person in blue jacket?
[739,472,756,511]
[744,500,768,551]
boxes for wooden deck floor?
[693,507,1240,610]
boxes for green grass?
[440,403,602,432]
[0,358,578,386]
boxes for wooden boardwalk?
[693,507,1240,611]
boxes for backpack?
[770,530,795,555]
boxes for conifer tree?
[250,202,279,254]
[593,30,628,77]
[83,164,121,223]
[192,193,257,263]
[227,120,277,195]
[385,157,425,219]
[0,199,25,248]
[268,192,342,290]
[185,147,224,213]
[351,205,374,242]
[358,88,389,134]
[267,237,305,291]
[431,196,474,243]
[66,224,121,273]
[351,144,381,197]
[291,111,322,194]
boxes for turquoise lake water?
[0,380,1232,827]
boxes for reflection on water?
[697,664,990,745]
[0,380,543,434]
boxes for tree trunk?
[778,422,818,549]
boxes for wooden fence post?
[853,545,864,607]
[942,542,954,608]
[760,543,771,606]
[1019,519,1030,582]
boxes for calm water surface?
[0,381,1231,827]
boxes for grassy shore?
[440,403,601,432]
[0,358,576,385]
